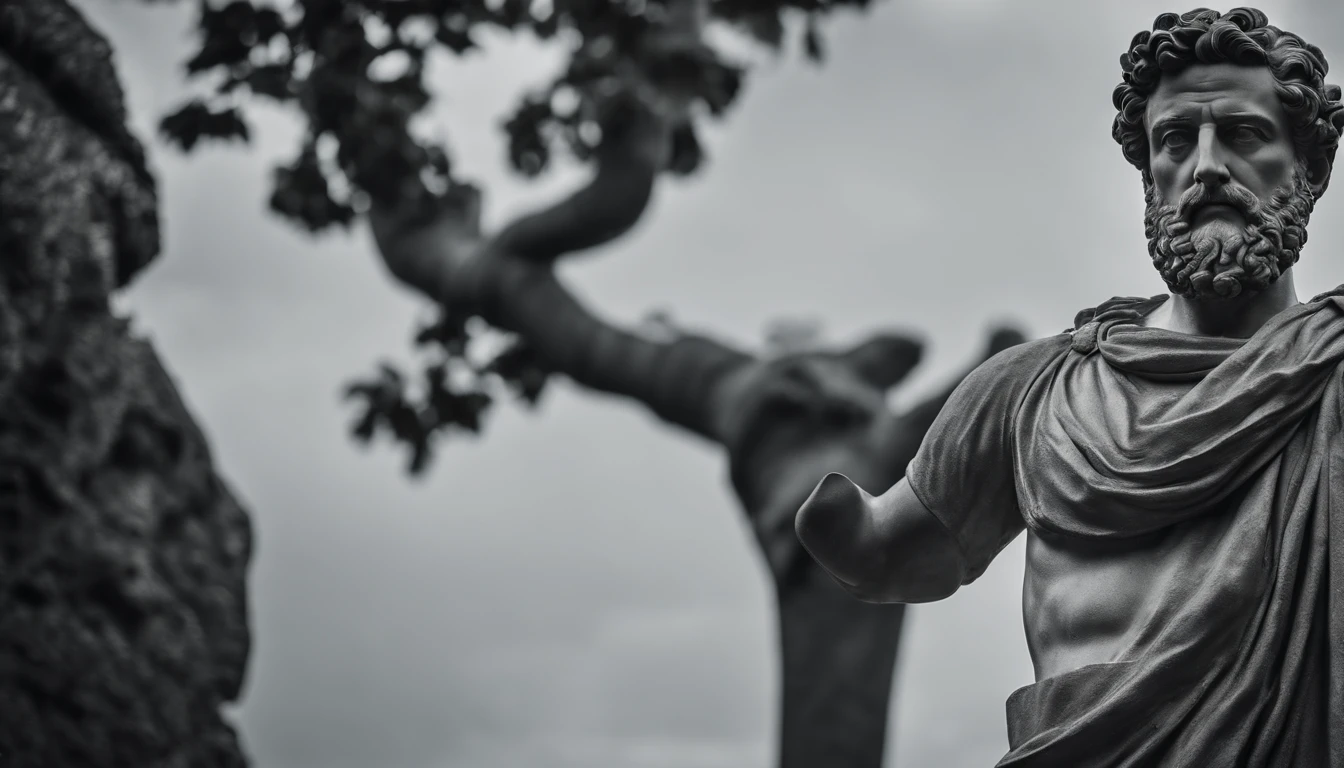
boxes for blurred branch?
[150,0,885,467]
[360,0,759,469]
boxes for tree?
[157,0,1023,765]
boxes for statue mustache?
[1176,181,1262,223]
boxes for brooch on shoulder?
[1070,321,1100,354]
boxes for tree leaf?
[158,100,251,151]
[246,63,294,101]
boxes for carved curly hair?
[1113,8,1344,195]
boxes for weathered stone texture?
[0,2,253,766]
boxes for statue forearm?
[796,473,966,604]
[795,474,877,589]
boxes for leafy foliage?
[155,0,876,473]
[159,99,251,149]
[342,313,549,474]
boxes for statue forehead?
[1145,62,1286,129]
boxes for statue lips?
[1178,183,1260,227]
[1191,202,1244,225]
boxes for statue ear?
[1307,155,1332,198]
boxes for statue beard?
[1144,165,1316,300]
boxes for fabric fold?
[1016,288,1344,538]
[996,286,1344,766]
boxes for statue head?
[1113,8,1344,300]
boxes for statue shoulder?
[971,333,1071,382]
[936,334,1072,421]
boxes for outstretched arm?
[793,327,1026,603]
[795,474,965,603]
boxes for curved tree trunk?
[721,326,1017,766]
[778,567,906,768]
[0,3,252,765]
[367,4,1025,763]
[373,122,1024,766]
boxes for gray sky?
[79,1,1344,766]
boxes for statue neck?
[1142,270,1301,339]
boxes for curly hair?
[1113,8,1344,194]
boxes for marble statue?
[796,8,1344,765]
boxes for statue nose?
[1193,130,1231,188]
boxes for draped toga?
[905,287,1344,766]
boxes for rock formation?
[0,2,253,765]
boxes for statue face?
[1141,63,1316,299]
[1145,63,1297,228]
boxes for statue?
[797,7,1344,765]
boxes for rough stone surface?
[0,2,253,766]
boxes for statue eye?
[1228,125,1263,144]
[1160,131,1191,150]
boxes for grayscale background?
[75,1,1344,765]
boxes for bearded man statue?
[796,8,1344,766]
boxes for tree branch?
[368,0,754,443]
[490,104,673,262]
[486,258,754,440]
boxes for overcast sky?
[77,1,1344,766]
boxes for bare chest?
[1021,514,1243,680]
